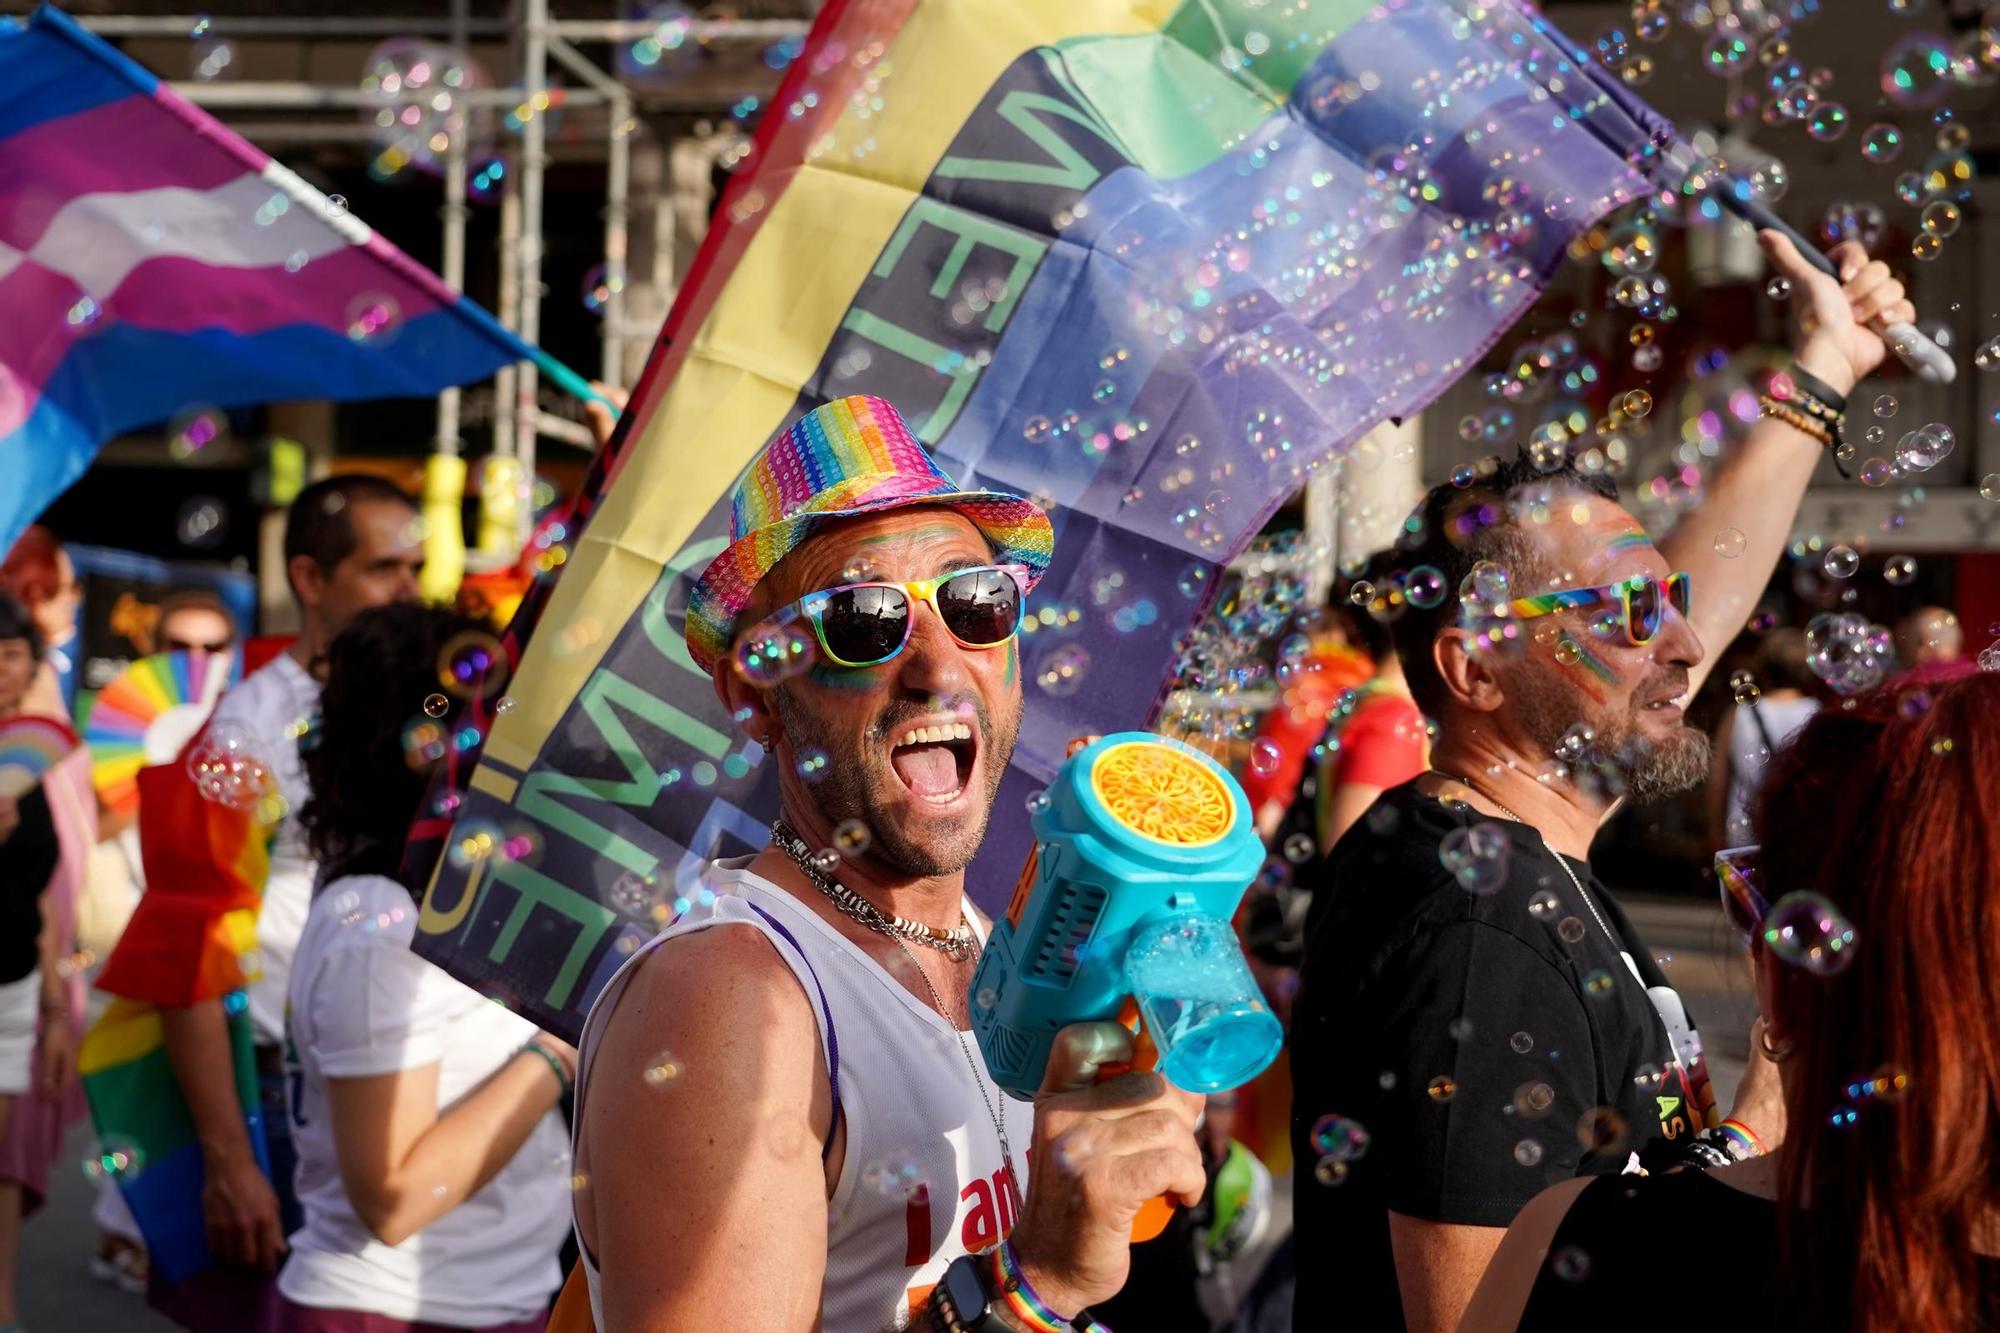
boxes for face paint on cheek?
[1553,631,1613,705]
[1001,639,1017,688]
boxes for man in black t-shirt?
[1290,231,1911,1331]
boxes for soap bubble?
[1805,611,1895,695]
[641,1051,685,1087]
[582,262,626,315]
[1557,916,1588,944]
[422,693,450,718]
[1426,1075,1457,1103]
[1555,722,1596,762]
[1510,1031,1534,1054]
[1730,670,1762,705]
[1439,822,1510,895]
[1976,337,2000,371]
[1528,890,1560,921]
[1283,832,1317,865]
[1551,1246,1593,1282]
[437,630,508,699]
[344,293,403,345]
[1860,123,1902,162]
[1713,528,1746,559]
[1883,555,1917,586]
[1025,789,1050,816]
[186,723,278,811]
[175,496,228,548]
[1820,201,1885,250]
[1982,473,2000,501]
[1922,149,1974,201]
[1313,1156,1350,1187]
[82,1135,146,1184]
[1881,32,1957,105]
[608,871,659,915]
[861,1153,924,1199]
[795,747,829,782]
[1762,890,1858,975]
[1704,30,1754,75]
[1513,1139,1544,1167]
[735,621,815,687]
[191,35,234,81]
[1248,738,1282,777]
[1406,566,1447,610]
[1806,102,1849,140]
[1619,390,1652,418]
[1822,546,1860,580]
[1765,276,1791,301]
[1919,200,1961,237]
[1035,645,1089,697]
[833,819,872,858]
[1873,394,1898,418]
[1310,1114,1371,1162]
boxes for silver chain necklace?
[770,820,976,960]
[768,822,1019,1194]
[1428,769,1620,945]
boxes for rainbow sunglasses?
[740,563,1030,671]
[1509,571,1692,646]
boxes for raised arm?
[1661,232,1912,701]
[578,927,835,1331]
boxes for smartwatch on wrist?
[932,1254,996,1331]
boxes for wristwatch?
[931,1254,995,1331]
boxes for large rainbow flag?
[412,0,1660,1037]
[0,5,574,553]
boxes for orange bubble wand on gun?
[970,733,1283,1241]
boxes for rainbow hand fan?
[86,651,237,817]
[0,715,82,798]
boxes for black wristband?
[1786,362,1849,413]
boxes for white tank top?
[573,862,1035,1332]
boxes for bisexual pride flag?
[412,0,1662,1039]
[0,5,552,552]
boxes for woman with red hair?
[1466,667,2000,1329]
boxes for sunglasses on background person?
[162,633,235,655]
[741,563,1029,672]
[1714,845,1768,934]
[1510,570,1693,647]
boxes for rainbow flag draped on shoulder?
[0,4,546,553]
[412,0,1659,1038]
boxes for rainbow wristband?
[988,1240,1071,1333]
[1715,1118,1766,1159]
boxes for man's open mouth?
[889,721,977,805]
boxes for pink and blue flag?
[0,5,548,551]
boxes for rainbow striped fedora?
[685,395,1054,676]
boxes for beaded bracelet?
[988,1241,1072,1333]
[1758,395,1832,447]
[520,1039,573,1097]
[1769,365,1852,478]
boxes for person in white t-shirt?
[284,602,573,1333]
[137,474,424,1331]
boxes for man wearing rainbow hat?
[561,395,1204,1332]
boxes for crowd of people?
[0,217,1992,1333]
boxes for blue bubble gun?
[968,733,1283,1233]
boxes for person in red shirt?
[1315,575,1428,851]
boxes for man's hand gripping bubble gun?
[968,732,1284,1241]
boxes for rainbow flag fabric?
[0,5,552,553]
[410,0,1658,1038]
[81,742,271,1282]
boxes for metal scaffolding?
[76,7,810,546]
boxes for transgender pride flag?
[0,5,545,551]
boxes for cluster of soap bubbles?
[437,630,510,700]
[1762,890,1858,976]
[1804,612,1895,696]
[82,1135,145,1185]
[1158,532,1316,746]
[1309,1113,1369,1187]
[186,722,278,815]
[358,38,492,180]
[617,2,702,85]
